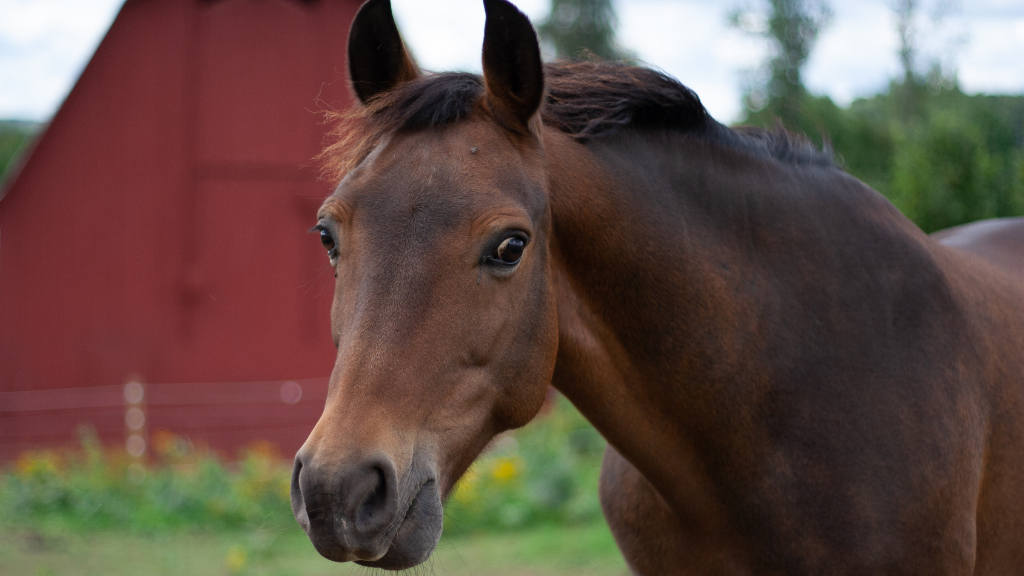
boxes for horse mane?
[320,60,834,183]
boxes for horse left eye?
[493,236,526,264]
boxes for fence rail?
[0,377,329,461]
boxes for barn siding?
[0,0,363,460]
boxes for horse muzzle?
[290,450,443,570]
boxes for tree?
[537,0,629,61]
[895,0,917,90]
[891,0,961,123]
[732,0,1021,232]
[0,121,39,186]
[732,0,832,127]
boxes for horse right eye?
[319,228,338,259]
[494,236,526,264]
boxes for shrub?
[740,86,1024,233]
[1,399,608,536]
[0,427,293,532]
[444,397,606,535]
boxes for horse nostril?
[292,453,399,557]
[290,455,310,531]
[357,466,389,527]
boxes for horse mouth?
[354,479,443,571]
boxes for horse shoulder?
[598,445,753,576]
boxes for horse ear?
[482,0,544,134]
[348,0,421,104]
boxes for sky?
[1,0,1023,124]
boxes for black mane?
[323,60,833,179]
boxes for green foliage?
[888,105,1024,232]
[740,83,1024,233]
[0,120,38,185]
[0,523,626,576]
[538,0,630,61]
[1,400,608,537]
[0,428,292,532]
[444,397,606,534]
[731,0,833,125]
[735,0,1023,233]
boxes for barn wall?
[0,0,363,459]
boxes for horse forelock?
[319,72,485,183]
[319,60,833,184]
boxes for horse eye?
[493,236,526,265]
[319,228,338,258]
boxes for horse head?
[290,0,559,568]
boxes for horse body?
[547,128,1024,574]
[290,1,1024,573]
[933,217,1024,278]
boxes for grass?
[0,519,626,576]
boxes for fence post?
[123,377,147,460]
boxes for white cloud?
[0,0,1022,123]
[958,18,1024,94]
[804,1,901,106]
[616,0,766,122]
[391,0,549,73]
[0,0,123,120]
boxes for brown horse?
[290,0,1024,573]
[933,217,1024,279]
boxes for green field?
[0,523,626,576]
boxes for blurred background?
[1,0,1022,574]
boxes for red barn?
[0,0,364,460]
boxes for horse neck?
[543,128,921,512]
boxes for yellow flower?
[490,457,520,483]
[244,440,280,462]
[15,450,60,477]
[279,476,292,500]
[452,467,480,503]
[225,545,247,573]
[15,454,35,476]
[207,500,227,517]
[151,429,177,457]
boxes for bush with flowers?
[0,397,607,535]
[443,396,606,534]
[0,427,293,532]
